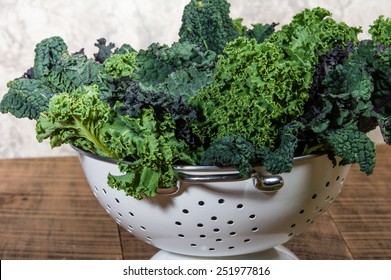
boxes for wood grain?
[1,145,390,259]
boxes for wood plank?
[0,157,123,259]
[284,213,353,260]
[328,144,391,259]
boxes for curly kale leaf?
[35,85,117,158]
[33,36,68,79]
[178,0,239,54]
[0,79,53,120]
[324,129,376,175]
[369,15,391,46]
[200,135,258,177]
[103,51,137,79]
[266,7,361,67]
[105,109,198,199]
[192,37,311,149]
[133,41,216,101]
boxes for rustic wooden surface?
[1,145,390,260]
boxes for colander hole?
[213,228,220,232]
[115,218,121,224]
[330,197,334,202]
[312,194,317,199]
[216,238,222,242]
[306,219,311,223]
[299,209,305,214]
[237,204,244,209]
[175,221,182,226]
[147,236,152,240]
[291,224,296,228]
[102,189,107,194]
[318,208,323,213]
[106,204,111,210]
[198,201,205,206]
[178,234,185,238]
[118,212,123,217]
[227,220,234,225]
[244,239,251,243]
[325,195,330,201]
[211,216,217,221]
[115,198,120,203]
[94,186,98,192]
[191,244,197,247]
[249,214,256,219]
[336,176,340,181]
[228,246,235,250]
[197,223,204,228]
[252,227,259,232]
[140,226,146,230]
[128,225,133,229]
[209,248,215,251]
[288,233,294,237]
[218,199,225,204]
[230,232,236,236]
[129,212,134,217]
[200,235,206,238]
[325,181,330,187]
[182,209,189,214]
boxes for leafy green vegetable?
[106,109,198,199]
[0,79,53,120]
[36,85,197,199]
[369,15,391,46]
[191,37,311,149]
[104,51,137,79]
[233,18,278,43]
[178,0,239,54]
[36,85,117,158]
[133,41,216,101]
[200,135,258,177]
[266,7,362,67]
[33,36,68,79]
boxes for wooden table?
[1,145,391,260]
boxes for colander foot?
[150,245,298,260]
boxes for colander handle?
[158,172,284,194]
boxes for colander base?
[150,245,298,260]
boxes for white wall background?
[0,0,390,159]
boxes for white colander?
[75,147,350,258]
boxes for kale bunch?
[0,37,114,120]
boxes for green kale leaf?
[133,41,216,101]
[178,0,239,54]
[0,78,53,120]
[105,109,198,199]
[369,16,391,46]
[200,135,258,177]
[191,37,311,149]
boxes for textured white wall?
[0,0,390,158]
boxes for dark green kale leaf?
[178,0,239,54]
[133,41,216,101]
[324,129,376,175]
[200,135,258,177]
[0,79,53,120]
[33,36,68,79]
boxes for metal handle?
[157,171,284,195]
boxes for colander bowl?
[74,147,351,259]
